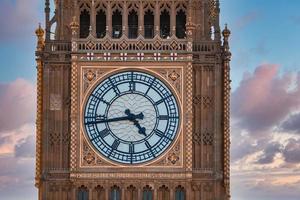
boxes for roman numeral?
[109,78,121,96]
[99,128,110,138]
[91,94,110,105]
[129,144,134,154]
[129,82,136,91]
[111,140,120,150]
[145,141,151,149]
[158,115,179,120]
[154,94,172,105]
[144,78,156,96]
[145,141,156,158]
[158,115,169,120]
[155,129,165,137]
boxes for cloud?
[232,64,300,134]
[15,135,35,158]
[282,138,300,164]
[0,79,36,133]
[280,112,300,134]
[256,142,282,164]
[0,0,41,41]
[0,79,36,199]
[235,11,261,29]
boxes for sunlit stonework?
[35,0,231,199]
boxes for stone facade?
[35,0,231,199]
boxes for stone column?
[138,1,144,36]
[107,2,112,37]
[171,2,176,36]
[91,0,96,36]
[137,185,142,200]
[89,187,93,200]
[170,186,174,200]
[123,2,128,36]
[105,185,109,200]
[154,1,160,36]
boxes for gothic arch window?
[96,9,106,38]
[80,9,90,38]
[126,185,138,200]
[94,185,105,200]
[144,10,154,38]
[176,9,186,38]
[158,185,170,200]
[175,186,186,200]
[112,9,122,38]
[142,185,153,200]
[77,185,88,200]
[110,185,121,200]
[128,10,138,38]
[160,9,170,38]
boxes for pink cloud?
[232,64,300,134]
[0,79,36,132]
[0,0,41,41]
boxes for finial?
[70,16,79,38]
[35,23,45,37]
[35,23,45,51]
[70,16,79,29]
[222,24,231,39]
[222,24,231,61]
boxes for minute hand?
[85,116,131,125]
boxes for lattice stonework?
[35,59,43,186]
[70,62,78,171]
[185,62,193,170]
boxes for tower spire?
[45,0,50,40]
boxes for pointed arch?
[80,9,90,38]
[110,185,121,200]
[176,9,186,38]
[175,186,186,200]
[144,9,154,38]
[112,9,122,38]
[142,185,153,200]
[128,10,138,38]
[160,9,170,38]
[77,185,88,200]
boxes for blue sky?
[0,0,300,200]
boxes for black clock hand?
[85,111,144,125]
[132,119,147,136]
[124,109,147,136]
[85,116,131,125]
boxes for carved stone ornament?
[82,69,105,95]
[151,68,182,96]
[50,94,62,110]
[154,142,181,166]
[82,140,110,166]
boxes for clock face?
[83,71,180,164]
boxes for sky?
[0,0,300,199]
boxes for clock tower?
[35,0,231,200]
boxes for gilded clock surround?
[78,66,186,168]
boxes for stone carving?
[49,132,60,146]
[193,129,214,146]
[82,140,109,166]
[193,95,213,109]
[50,94,62,110]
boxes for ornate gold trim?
[76,64,188,169]
[35,24,44,187]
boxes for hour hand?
[133,119,147,136]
